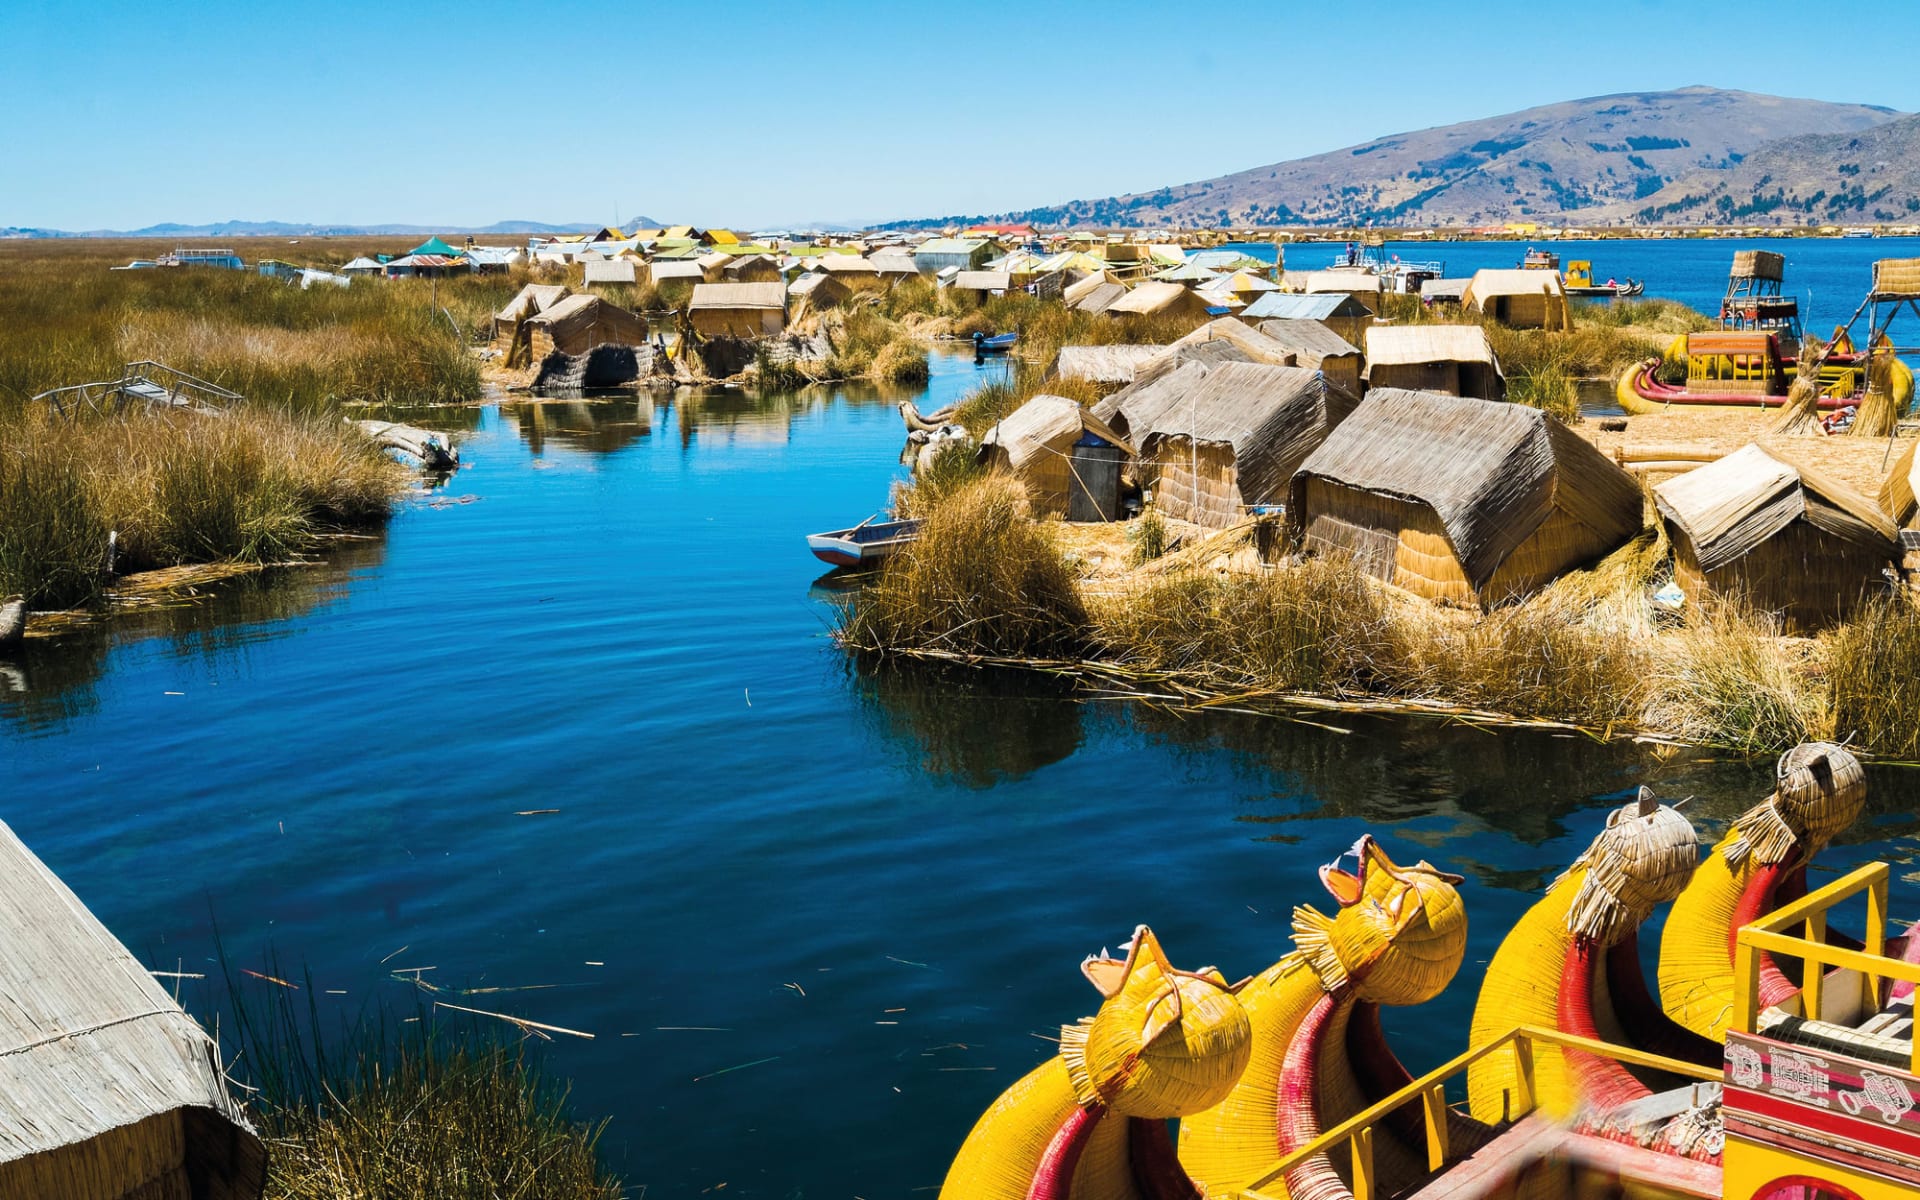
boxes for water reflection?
[501,395,656,456]
[852,664,1085,788]
[0,538,387,729]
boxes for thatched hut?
[817,254,886,291]
[0,819,265,1199]
[978,395,1134,518]
[1137,363,1359,528]
[1170,316,1298,365]
[1053,345,1165,388]
[1461,269,1571,330]
[1290,389,1642,607]
[787,271,850,318]
[1240,291,1373,347]
[491,283,570,350]
[1879,437,1920,528]
[695,251,735,282]
[526,294,647,359]
[1071,281,1128,316]
[1105,281,1214,322]
[722,253,782,283]
[1364,325,1504,400]
[648,259,706,288]
[1256,318,1363,396]
[689,282,788,338]
[1655,444,1897,631]
[949,270,1013,301]
[912,238,992,273]
[1091,348,1255,442]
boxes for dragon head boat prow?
[1293,835,1468,1006]
[937,925,1253,1200]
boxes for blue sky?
[4,0,1917,231]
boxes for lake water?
[6,248,1920,1198]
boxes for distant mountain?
[0,218,636,239]
[1600,113,1920,225]
[886,87,1903,229]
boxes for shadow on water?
[0,537,388,729]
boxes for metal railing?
[1240,1025,1718,1200]
[1732,862,1919,1072]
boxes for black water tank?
[1067,433,1126,523]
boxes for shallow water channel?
[6,340,1920,1195]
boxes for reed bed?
[222,965,622,1200]
[839,474,1087,660]
[836,478,1920,757]
[0,406,400,608]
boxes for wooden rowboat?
[805,516,921,568]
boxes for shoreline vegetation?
[838,471,1920,760]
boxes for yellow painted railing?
[1732,861,1920,1073]
[1240,1026,1717,1200]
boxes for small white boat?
[805,516,921,568]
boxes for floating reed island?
[833,253,1920,761]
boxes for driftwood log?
[351,420,458,471]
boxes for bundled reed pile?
[1768,337,1827,436]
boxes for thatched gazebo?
[0,820,265,1198]
[1654,443,1897,631]
[1289,389,1643,607]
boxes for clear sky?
[5,0,1917,231]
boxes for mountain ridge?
[883,87,1905,229]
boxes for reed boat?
[804,516,920,568]
[1615,331,1913,416]
[933,742,1920,1200]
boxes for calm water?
[6,258,1920,1198]
[1229,234,1920,336]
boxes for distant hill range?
[1606,113,1920,225]
[0,218,626,240]
[886,87,1907,229]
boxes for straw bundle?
[1852,347,1901,438]
[1061,928,1250,1119]
[1561,787,1699,944]
[1768,338,1826,436]
[1725,742,1866,867]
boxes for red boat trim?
[1027,1105,1103,1200]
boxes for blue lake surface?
[6,253,1920,1197]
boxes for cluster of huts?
[976,302,1913,631]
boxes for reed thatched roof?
[817,254,880,274]
[0,819,264,1196]
[1418,278,1472,302]
[690,282,786,312]
[583,259,638,285]
[649,260,706,283]
[1072,281,1128,315]
[1256,319,1360,362]
[1137,363,1359,505]
[868,252,919,276]
[1654,443,1897,572]
[788,272,847,300]
[1283,270,1381,296]
[1063,273,1116,304]
[494,283,570,324]
[1171,317,1298,365]
[1364,324,1497,367]
[1879,437,1920,528]
[1106,281,1195,316]
[981,394,1134,469]
[1291,389,1643,591]
[951,270,1012,291]
[1872,258,1920,299]
[1462,268,1567,300]
[1732,250,1785,282]
[1054,345,1165,385]
[526,294,638,339]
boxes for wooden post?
[1510,1036,1537,1118]
[1733,939,1761,1036]
[1803,912,1827,1021]
[1350,1126,1375,1200]
[1421,1083,1450,1172]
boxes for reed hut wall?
[689,283,788,338]
[1461,269,1571,330]
[0,820,265,1200]
[722,254,782,283]
[1289,389,1641,606]
[1880,436,1920,527]
[526,296,647,359]
[1670,521,1890,633]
